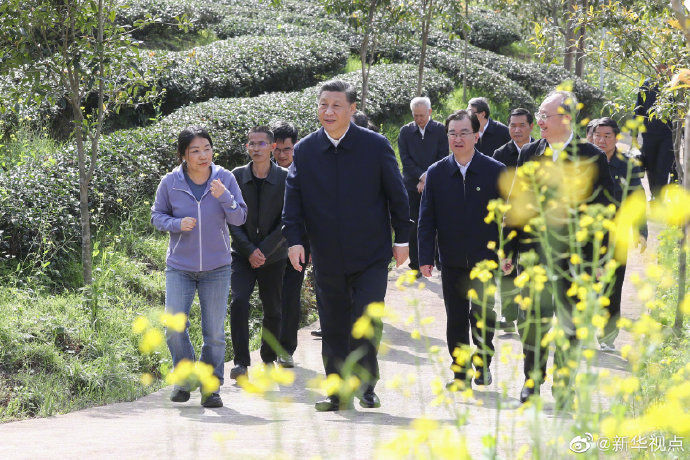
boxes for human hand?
[500,258,514,275]
[420,265,433,277]
[181,217,197,231]
[210,179,227,199]
[249,248,266,268]
[393,245,409,267]
[289,245,305,272]
[417,180,425,194]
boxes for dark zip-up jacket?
[398,119,448,192]
[230,161,288,265]
[418,151,506,269]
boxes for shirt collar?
[453,153,474,178]
[479,119,490,137]
[324,125,350,148]
[548,131,574,161]
[417,119,430,137]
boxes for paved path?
[0,233,653,459]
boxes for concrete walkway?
[0,231,652,459]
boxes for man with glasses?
[229,126,288,380]
[282,79,410,411]
[467,97,510,157]
[509,90,615,408]
[398,97,448,274]
[418,109,506,389]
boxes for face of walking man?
[447,117,479,159]
[536,95,572,145]
[412,104,432,130]
[509,114,533,147]
[318,90,356,139]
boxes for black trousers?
[313,261,388,386]
[642,133,674,196]
[440,266,497,379]
[279,246,310,356]
[602,263,626,345]
[408,189,421,270]
[230,256,285,366]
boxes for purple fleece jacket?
[151,163,247,272]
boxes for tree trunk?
[75,115,93,287]
[574,0,587,77]
[563,0,575,71]
[416,0,433,97]
[675,112,690,335]
[463,0,468,102]
[359,0,378,112]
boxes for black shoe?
[473,369,492,386]
[201,392,223,408]
[315,395,353,412]
[230,365,248,380]
[170,387,190,403]
[519,384,537,403]
[277,355,294,368]
[358,386,381,408]
[311,329,323,337]
[445,376,468,391]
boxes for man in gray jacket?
[229,126,288,379]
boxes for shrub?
[465,8,522,52]
[0,64,452,264]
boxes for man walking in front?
[229,126,288,379]
[418,109,505,389]
[283,80,410,411]
[398,97,448,273]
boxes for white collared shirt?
[548,131,574,162]
[513,140,525,155]
[454,155,474,179]
[417,120,429,139]
[324,125,350,148]
[478,119,489,139]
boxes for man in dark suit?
[492,108,534,332]
[468,97,511,157]
[418,109,506,389]
[507,91,615,407]
[592,117,647,352]
[282,79,410,411]
[635,78,675,198]
[229,126,288,380]
[398,96,449,272]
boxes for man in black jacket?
[398,96,448,272]
[282,80,410,411]
[229,126,288,379]
[635,79,675,198]
[468,97,510,157]
[418,109,506,389]
[508,91,615,407]
[492,108,534,332]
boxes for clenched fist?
[181,217,197,231]
[210,179,227,198]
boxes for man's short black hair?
[445,109,480,133]
[508,108,533,125]
[593,117,621,135]
[270,120,298,144]
[178,126,212,162]
[352,110,370,128]
[248,125,274,143]
[468,97,491,118]
[318,79,357,104]
[367,121,379,133]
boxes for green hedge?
[150,34,349,112]
[465,8,522,52]
[0,64,452,263]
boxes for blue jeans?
[165,264,231,387]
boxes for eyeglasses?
[447,130,475,139]
[535,112,564,122]
[247,141,269,148]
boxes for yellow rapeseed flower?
[352,315,374,339]
[132,315,149,334]
[160,312,187,333]
[139,328,164,354]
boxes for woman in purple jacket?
[152,127,247,408]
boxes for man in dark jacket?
[635,79,674,198]
[418,109,506,389]
[492,108,535,333]
[229,126,288,379]
[398,96,448,272]
[468,97,511,157]
[592,117,648,352]
[509,91,615,407]
[282,79,410,411]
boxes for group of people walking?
[151,78,662,411]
